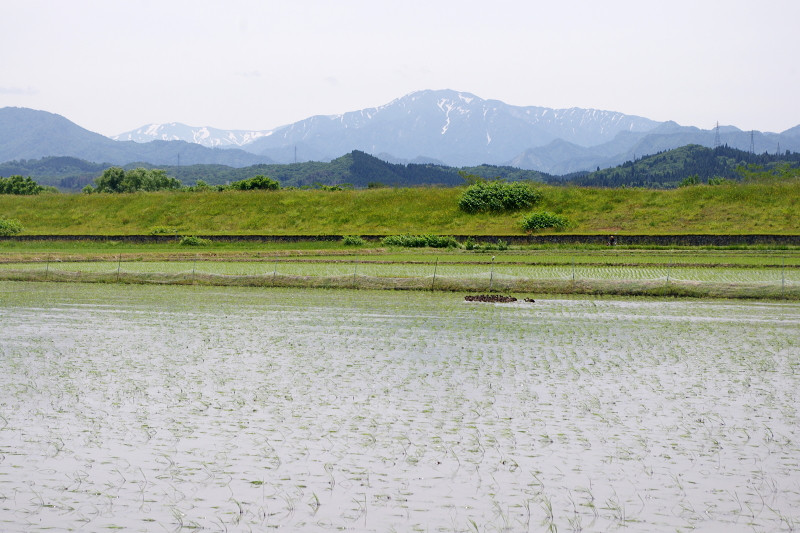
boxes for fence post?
[489,256,496,291]
[665,260,671,293]
[431,257,438,290]
[572,257,576,290]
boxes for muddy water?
[1,282,799,532]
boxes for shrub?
[678,174,701,188]
[316,183,353,191]
[227,175,280,191]
[0,175,46,195]
[521,211,570,232]
[342,235,366,246]
[92,167,182,193]
[463,237,509,251]
[179,235,211,246]
[708,176,731,186]
[381,234,459,248]
[487,239,509,251]
[149,226,176,235]
[0,218,24,236]
[458,181,543,213]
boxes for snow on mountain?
[110,123,283,148]
[242,90,663,166]
[111,90,663,166]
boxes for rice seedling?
[1,283,799,531]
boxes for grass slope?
[1,181,798,235]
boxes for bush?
[521,212,570,232]
[463,237,509,251]
[0,175,46,195]
[92,167,182,193]
[678,174,701,188]
[708,176,731,186]
[149,226,176,235]
[381,234,459,248]
[458,181,543,213]
[316,183,353,191]
[0,218,24,236]
[179,235,211,246]
[342,235,366,246]
[227,175,280,191]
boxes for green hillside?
[554,145,800,188]
[1,151,550,191]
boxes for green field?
[2,245,798,300]
[1,180,799,235]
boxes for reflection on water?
[1,283,799,532]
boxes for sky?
[1,0,799,136]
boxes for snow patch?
[438,98,456,134]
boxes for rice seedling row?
[1,283,799,532]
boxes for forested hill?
[137,151,551,188]
[0,151,551,191]
[550,145,800,188]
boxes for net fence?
[0,260,798,299]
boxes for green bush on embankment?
[0,182,798,236]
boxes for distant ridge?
[550,144,800,188]
[0,151,550,190]
[4,90,800,175]
[108,90,800,173]
[0,107,276,167]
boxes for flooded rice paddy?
[1,282,799,532]
[1,259,798,285]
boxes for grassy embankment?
[0,181,798,235]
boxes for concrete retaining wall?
[2,234,800,246]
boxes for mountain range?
[2,89,799,175]
[109,90,800,172]
[0,107,276,167]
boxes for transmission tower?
[713,121,721,149]
[777,142,781,156]
[749,130,755,157]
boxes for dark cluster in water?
[465,294,534,303]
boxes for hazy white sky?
[2,0,798,136]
